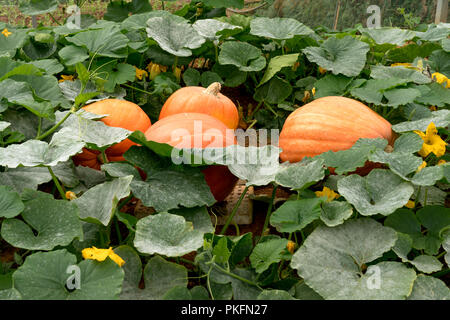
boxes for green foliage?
[0,4,448,301]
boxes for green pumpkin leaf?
[270,198,323,233]
[275,158,325,191]
[337,169,414,216]
[0,186,24,219]
[302,36,369,77]
[134,212,204,257]
[291,218,416,300]
[13,249,124,300]
[146,15,204,57]
[259,54,299,86]
[74,176,133,226]
[66,25,129,58]
[250,237,289,274]
[219,41,266,72]
[407,275,450,300]
[250,17,315,40]
[1,197,83,251]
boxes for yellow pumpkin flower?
[405,200,415,209]
[417,161,427,172]
[58,74,74,82]
[437,159,446,166]
[286,240,296,254]
[2,28,12,37]
[82,247,125,267]
[431,72,450,88]
[292,61,300,72]
[312,87,316,96]
[65,191,77,200]
[135,67,148,80]
[414,122,447,158]
[315,186,339,202]
[429,106,437,111]
[146,62,167,80]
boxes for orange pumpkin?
[145,113,238,202]
[158,82,239,129]
[73,99,152,170]
[279,96,394,163]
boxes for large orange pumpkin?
[279,96,394,163]
[73,99,152,170]
[158,82,239,129]
[145,113,238,202]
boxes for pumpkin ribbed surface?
[279,96,393,163]
[145,113,238,202]
[158,82,239,129]
[73,99,151,169]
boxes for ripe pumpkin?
[279,96,394,163]
[158,82,239,129]
[73,99,152,170]
[144,113,238,202]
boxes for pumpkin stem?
[204,82,221,96]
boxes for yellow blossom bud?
[65,191,77,200]
[286,240,296,254]
[315,186,339,202]
[405,200,415,209]
[1,28,12,37]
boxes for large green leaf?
[275,158,325,190]
[116,246,188,300]
[320,200,353,227]
[259,54,299,86]
[337,169,414,216]
[392,110,450,133]
[370,66,431,85]
[0,29,28,57]
[407,275,450,300]
[193,19,240,42]
[66,25,129,58]
[250,17,315,40]
[134,212,205,257]
[270,198,323,233]
[0,167,52,193]
[291,218,416,300]
[146,15,204,57]
[0,136,85,168]
[317,138,387,175]
[74,176,132,226]
[302,36,369,77]
[360,27,416,45]
[13,249,124,300]
[1,197,83,251]
[219,41,266,72]
[0,186,24,219]
[253,76,292,104]
[58,45,90,66]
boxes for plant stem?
[122,83,154,95]
[101,149,109,164]
[219,186,249,235]
[213,263,262,290]
[36,117,42,139]
[257,184,278,245]
[36,111,72,141]
[114,217,123,244]
[232,221,240,237]
[48,166,66,200]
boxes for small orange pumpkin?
[145,113,238,202]
[279,96,394,163]
[158,82,239,129]
[73,99,152,170]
